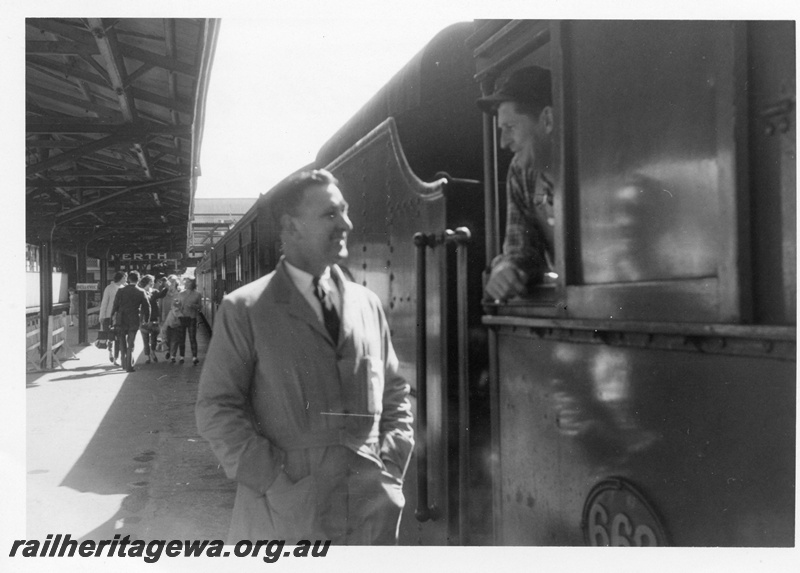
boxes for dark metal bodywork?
[477,20,796,546]
[487,320,795,546]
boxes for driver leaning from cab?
[478,65,555,302]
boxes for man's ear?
[540,106,554,134]
[280,213,296,236]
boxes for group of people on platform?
[97,270,202,373]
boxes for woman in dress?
[159,275,182,359]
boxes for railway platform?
[24,322,235,542]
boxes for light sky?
[194,14,469,200]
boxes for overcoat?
[98,282,121,321]
[196,260,414,544]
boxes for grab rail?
[414,231,436,523]
[413,227,472,526]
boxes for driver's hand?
[485,261,528,302]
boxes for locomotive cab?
[474,20,796,546]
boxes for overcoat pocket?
[263,472,319,541]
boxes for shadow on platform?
[27,324,234,541]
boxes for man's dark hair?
[139,274,154,288]
[113,271,127,283]
[128,270,140,284]
[267,169,339,226]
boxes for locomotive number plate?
[581,477,668,546]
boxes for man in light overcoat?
[196,169,414,545]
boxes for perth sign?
[112,252,183,262]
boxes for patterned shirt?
[491,157,555,289]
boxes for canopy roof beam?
[88,18,154,180]
[54,175,190,224]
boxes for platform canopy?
[25,18,219,259]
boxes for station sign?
[76,283,98,291]
[112,252,184,262]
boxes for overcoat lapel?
[269,260,335,345]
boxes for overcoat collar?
[268,258,352,348]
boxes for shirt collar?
[284,260,331,293]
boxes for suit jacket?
[195,259,414,543]
[111,283,150,330]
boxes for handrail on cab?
[413,227,471,524]
[414,231,435,523]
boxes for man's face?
[287,183,353,273]
[497,101,548,170]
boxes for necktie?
[312,276,340,344]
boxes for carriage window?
[479,42,560,312]
[492,75,558,303]
[479,20,747,322]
